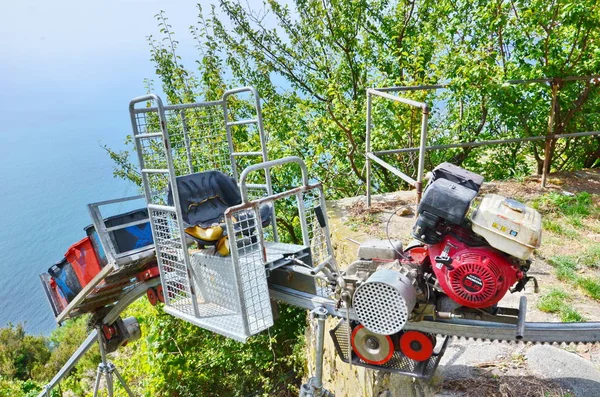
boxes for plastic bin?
[48,258,82,302]
[84,208,153,266]
[65,237,102,286]
[48,278,68,312]
[86,228,108,267]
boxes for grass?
[532,191,594,218]
[547,254,600,302]
[548,256,578,282]
[537,288,585,322]
[542,219,578,237]
[344,212,379,232]
[536,191,600,302]
[560,306,586,322]
[537,289,569,313]
[581,245,600,268]
[567,216,584,228]
[532,192,597,238]
[577,277,600,300]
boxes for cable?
[385,204,413,260]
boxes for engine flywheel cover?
[351,325,394,365]
[429,235,521,309]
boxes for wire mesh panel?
[149,208,196,317]
[301,187,336,297]
[129,89,276,341]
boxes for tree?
[108,0,598,198]
[0,324,50,381]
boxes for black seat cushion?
[168,171,242,227]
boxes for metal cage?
[129,88,336,341]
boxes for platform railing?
[365,76,600,207]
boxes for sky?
[0,0,206,114]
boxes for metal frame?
[300,306,333,397]
[365,75,600,206]
[87,195,156,267]
[43,195,157,324]
[129,88,276,341]
[129,89,338,342]
[38,278,160,397]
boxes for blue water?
[0,99,141,335]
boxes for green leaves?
[110,301,307,396]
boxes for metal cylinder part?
[516,296,527,340]
[352,269,417,335]
[122,317,141,343]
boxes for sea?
[0,89,145,335]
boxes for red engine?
[427,234,523,308]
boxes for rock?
[396,206,414,216]
[526,344,600,397]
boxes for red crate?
[65,237,102,287]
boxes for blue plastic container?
[48,258,82,302]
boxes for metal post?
[365,92,373,208]
[300,306,332,397]
[416,106,429,203]
[37,330,99,397]
[91,327,136,397]
[113,365,135,397]
[542,81,559,187]
[96,328,111,396]
[314,307,327,392]
[93,367,102,397]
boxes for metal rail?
[270,284,600,344]
[365,88,429,205]
[365,76,600,207]
[239,156,309,203]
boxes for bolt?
[365,336,380,350]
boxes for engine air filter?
[353,269,416,335]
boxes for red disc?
[156,285,165,303]
[102,325,115,340]
[351,325,394,365]
[147,287,158,306]
[399,331,435,362]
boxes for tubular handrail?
[223,86,260,99]
[367,88,429,110]
[365,79,600,207]
[365,89,429,205]
[238,156,309,203]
